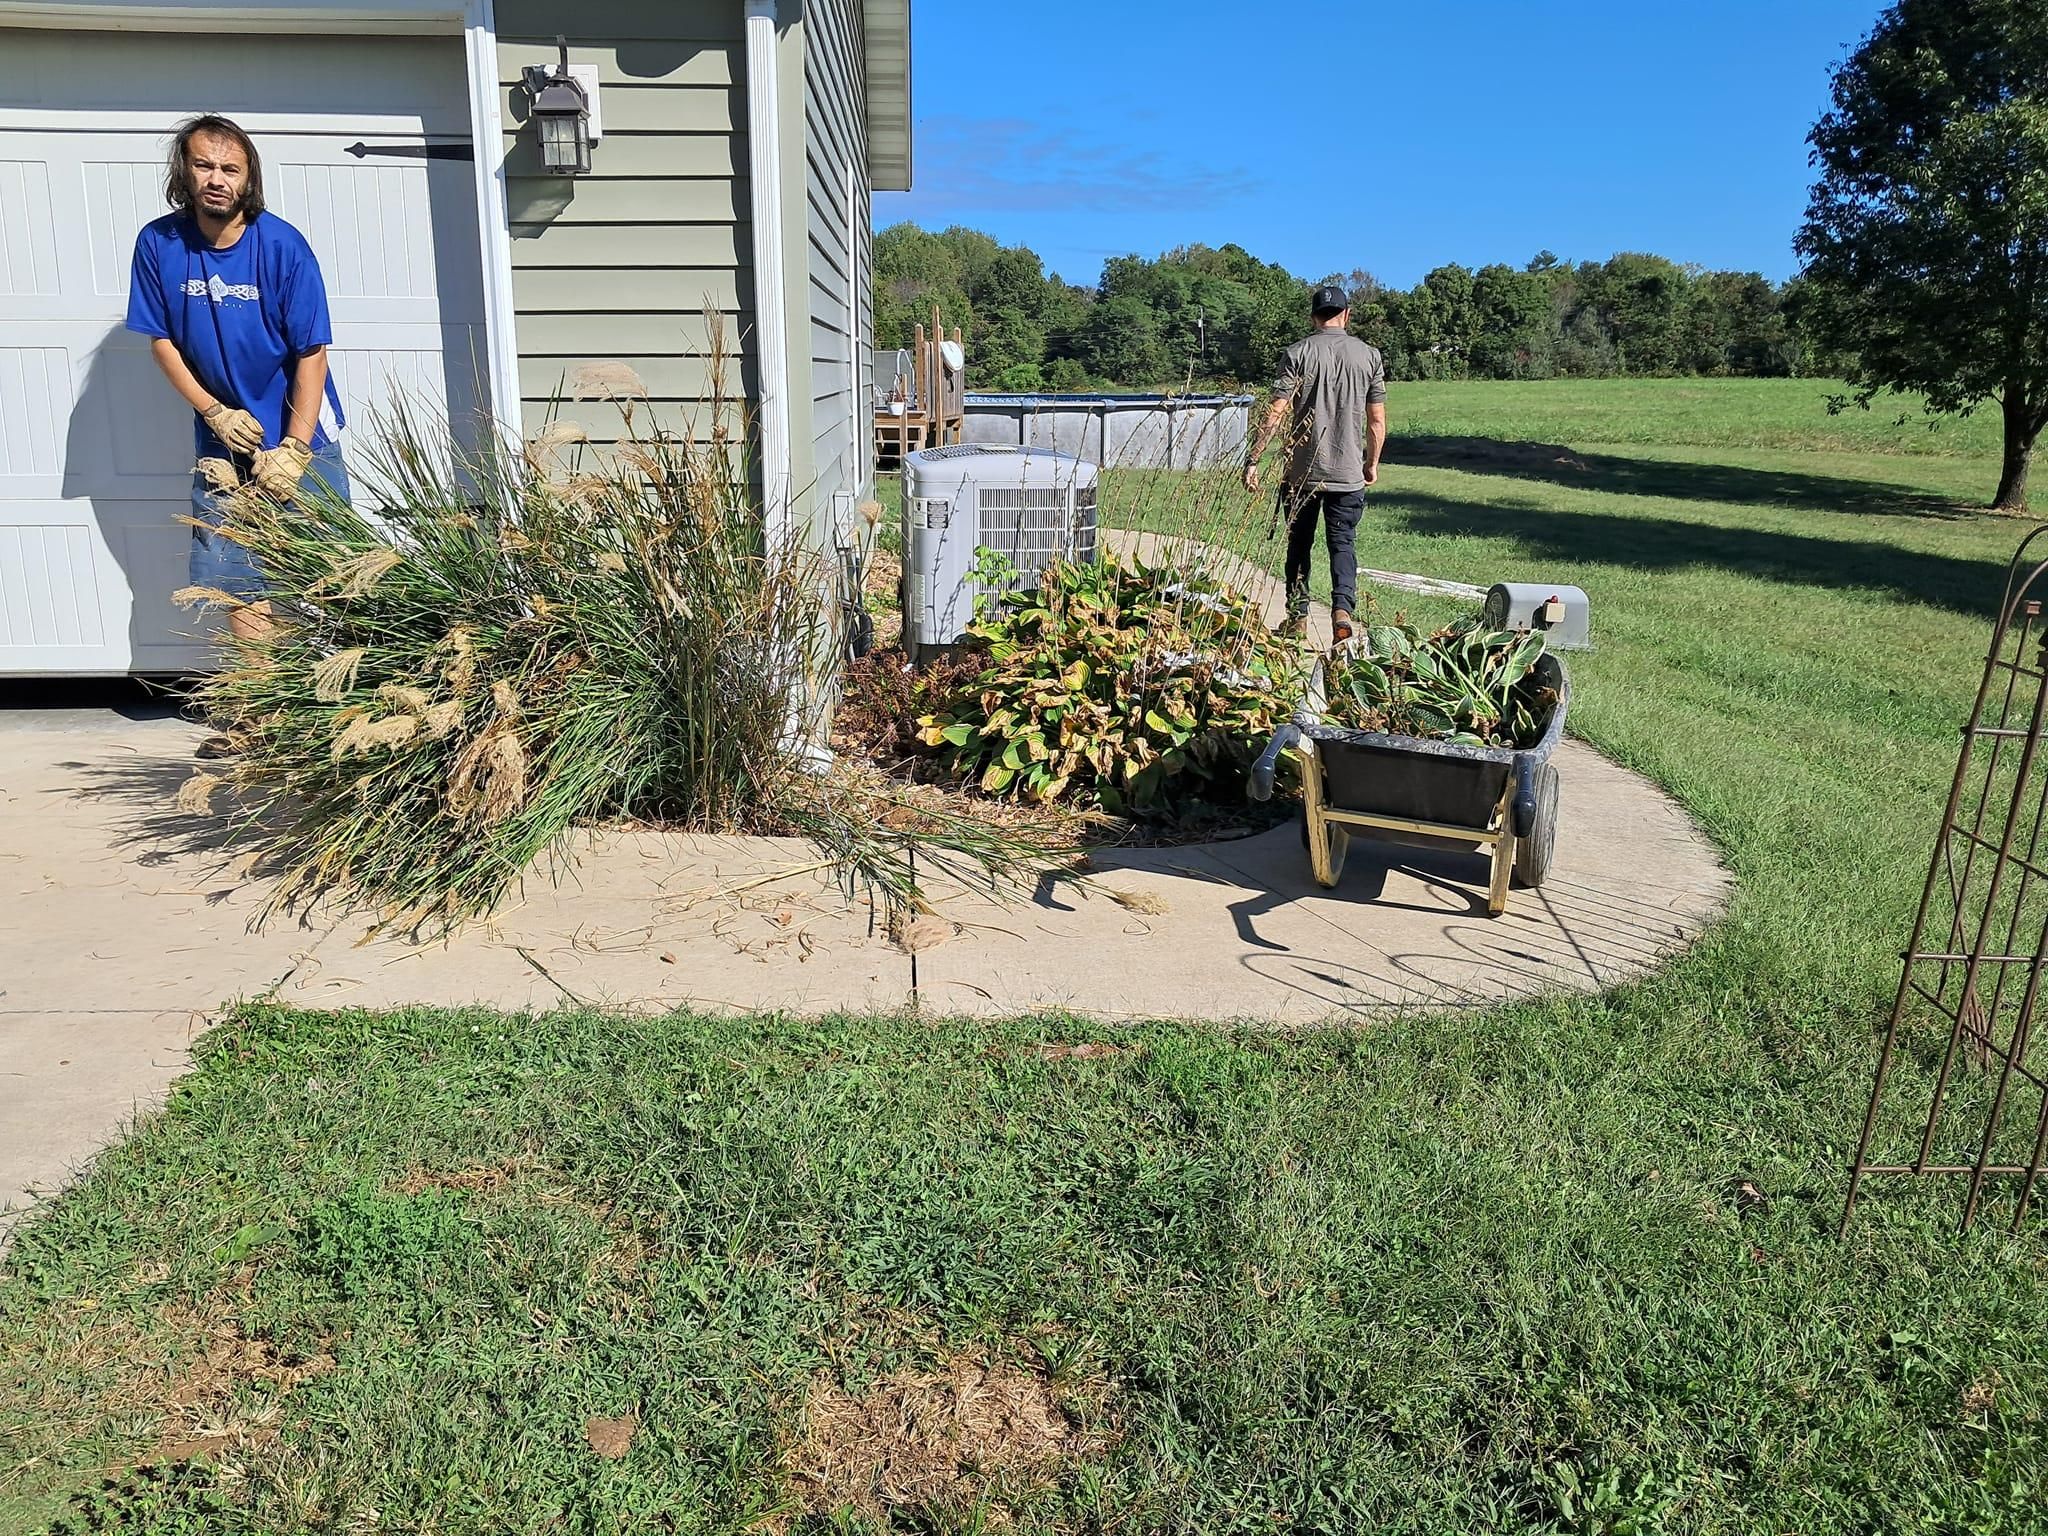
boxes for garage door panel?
[0,161,59,296]
[82,158,165,298]
[0,522,105,650]
[98,347,193,485]
[329,324,487,445]
[281,162,421,302]
[115,518,220,665]
[0,346,72,479]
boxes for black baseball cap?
[1311,284,1349,316]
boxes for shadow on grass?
[1371,487,2013,619]
[1395,435,1977,519]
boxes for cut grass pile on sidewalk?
[4,379,2047,1532]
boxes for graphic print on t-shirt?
[180,274,261,303]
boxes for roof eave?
[862,0,911,191]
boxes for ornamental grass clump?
[176,335,1049,931]
[914,553,1304,813]
[1321,616,1554,748]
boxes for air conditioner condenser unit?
[900,445,1099,664]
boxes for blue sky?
[875,0,1889,290]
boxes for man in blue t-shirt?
[126,113,350,642]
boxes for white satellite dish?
[940,339,965,372]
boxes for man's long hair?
[165,114,266,219]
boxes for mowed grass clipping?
[4,378,2047,1533]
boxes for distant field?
[1395,376,2007,460]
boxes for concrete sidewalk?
[1,696,1729,1238]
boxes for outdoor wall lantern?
[522,37,594,175]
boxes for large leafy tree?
[1795,0,2048,509]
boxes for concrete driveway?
[0,683,1729,1240]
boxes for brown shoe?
[1331,609,1355,645]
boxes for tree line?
[874,223,1845,394]
[876,0,2047,509]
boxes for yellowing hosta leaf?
[981,762,1016,793]
[1063,659,1092,689]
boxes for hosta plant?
[915,554,1304,813]
[1321,617,1553,748]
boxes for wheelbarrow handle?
[1248,723,1304,803]
[1512,754,1538,836]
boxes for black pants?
[1281,486,1365,618]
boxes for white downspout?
[744,0,792,555]
[462,0,523,442]
[745,0,832,768]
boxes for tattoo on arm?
[1250,397,1291,462]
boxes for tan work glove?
[195,456,240,493]
[252,438,313,499]
[201,402,264,455]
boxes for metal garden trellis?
[1845,526,2048,1234]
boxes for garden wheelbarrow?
[1247,653,1570,916]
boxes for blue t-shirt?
[125,211,344,458]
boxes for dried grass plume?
[174,771,224,816]
[311,647,366,703]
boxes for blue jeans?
[189,439,351,600]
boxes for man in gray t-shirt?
[1243,284,1387,642]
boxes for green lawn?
[6,379,2048,1533]
[1397,376,2018,460]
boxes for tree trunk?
[1994,390,2039,512]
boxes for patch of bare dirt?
[585,1412,638,1459]
[394,1163,524,1197]
[787,1345,1110,1524]
[0,1263,336,1478]
[148,1292,335,1463]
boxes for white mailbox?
[1483,582,1592,651]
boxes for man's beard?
[191,184,241,217]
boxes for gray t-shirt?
[1273,329,1386,492]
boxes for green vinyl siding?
[495,0,879,537]
[497,0,752,427]
[802,0,874,528]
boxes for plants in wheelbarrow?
[913,553,1305,813]
[169,339,1057,933]
[1322,615,1554,748]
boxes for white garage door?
[0,29,488,675]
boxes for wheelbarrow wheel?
[1513,762,1560,889]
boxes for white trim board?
[0,109,460,132]
[0,1,462,29]
[462,0,520,436]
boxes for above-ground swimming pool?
[959,392,1252,470]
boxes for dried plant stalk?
[176,310,1058,932]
